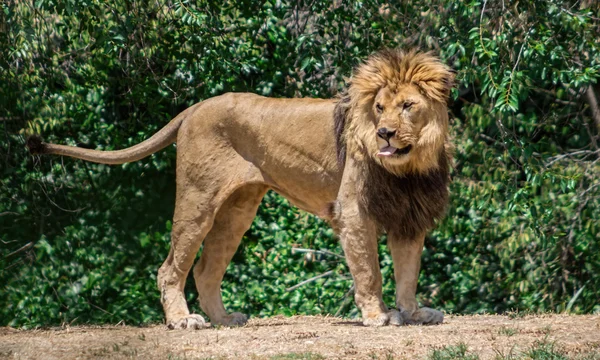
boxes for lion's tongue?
[377,145,397,157]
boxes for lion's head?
[335,49,455,176]
[333,49,454,237]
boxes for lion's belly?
[268,167,341,215]
[255,129,342,214]
[227,94,343,215]
[264,132,341,213]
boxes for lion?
[27,49,454,329]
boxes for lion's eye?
[403,101,414,110]
[375,103,384,113]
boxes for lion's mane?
[334,49,454,238]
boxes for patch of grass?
[166,354,188,360]
[269,353,325,360]
[498,326,518,337]
[506,310,534,319]
[428,343,480,360]
[525,340,568,360]
[168,354,220,360]
[367,349,395,359]
[493,346,519,360]
[90,346,110,357]
[493,339,600,360]
[540,325,552,335]
[579,353,600,360]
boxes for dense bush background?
[1,0,599,328]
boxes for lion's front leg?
[339,217,392,326]
[387,233,443,325]
[337,163,401,327]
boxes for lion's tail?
[27,106,193,165]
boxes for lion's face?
[358,83,448,175]
[341,50,454,175]
[372,84,429,165]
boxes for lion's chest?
[360,163,450,239]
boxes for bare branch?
[511,30,530,74]
[0,212,20,217]
[291,247,345,259]
[285,270,335,292]
[561,7,600,21]
[334,284,355,317]
[584,85,600,133]
[4,242,33,258]
[555,99,579,106]
[545,149,600,167]
[0,117,21,122]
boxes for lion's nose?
[377,127,396,141]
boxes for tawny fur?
[28,48,454,329]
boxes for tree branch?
[285,270,335,292]
[4,242,33,258]
[334,284,355,317]
[584,85,600,133]
[291,247,345,259]
[0,212,20,217]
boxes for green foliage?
[1,0,600,327]
[525,341,569,360]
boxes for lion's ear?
[415,67,456,104]
[441,70,456,101]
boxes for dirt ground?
[1,314,599,359]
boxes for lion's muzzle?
[377,144,412,157]
[376,127,396,141]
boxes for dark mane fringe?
[333,92,351,166]
[359,152,450,238]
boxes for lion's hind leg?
[193,184,268,327]
[157,184,224,330]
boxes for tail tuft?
[26,135,47,155]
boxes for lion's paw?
[400,307,444,325]
[213,312,248,327]
[362,312,388,327]
[362,309,407,326]
[387,309,404,326]
[167,314,208,330]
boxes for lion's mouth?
[377,145,412,157]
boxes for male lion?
[28,49,454,329]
